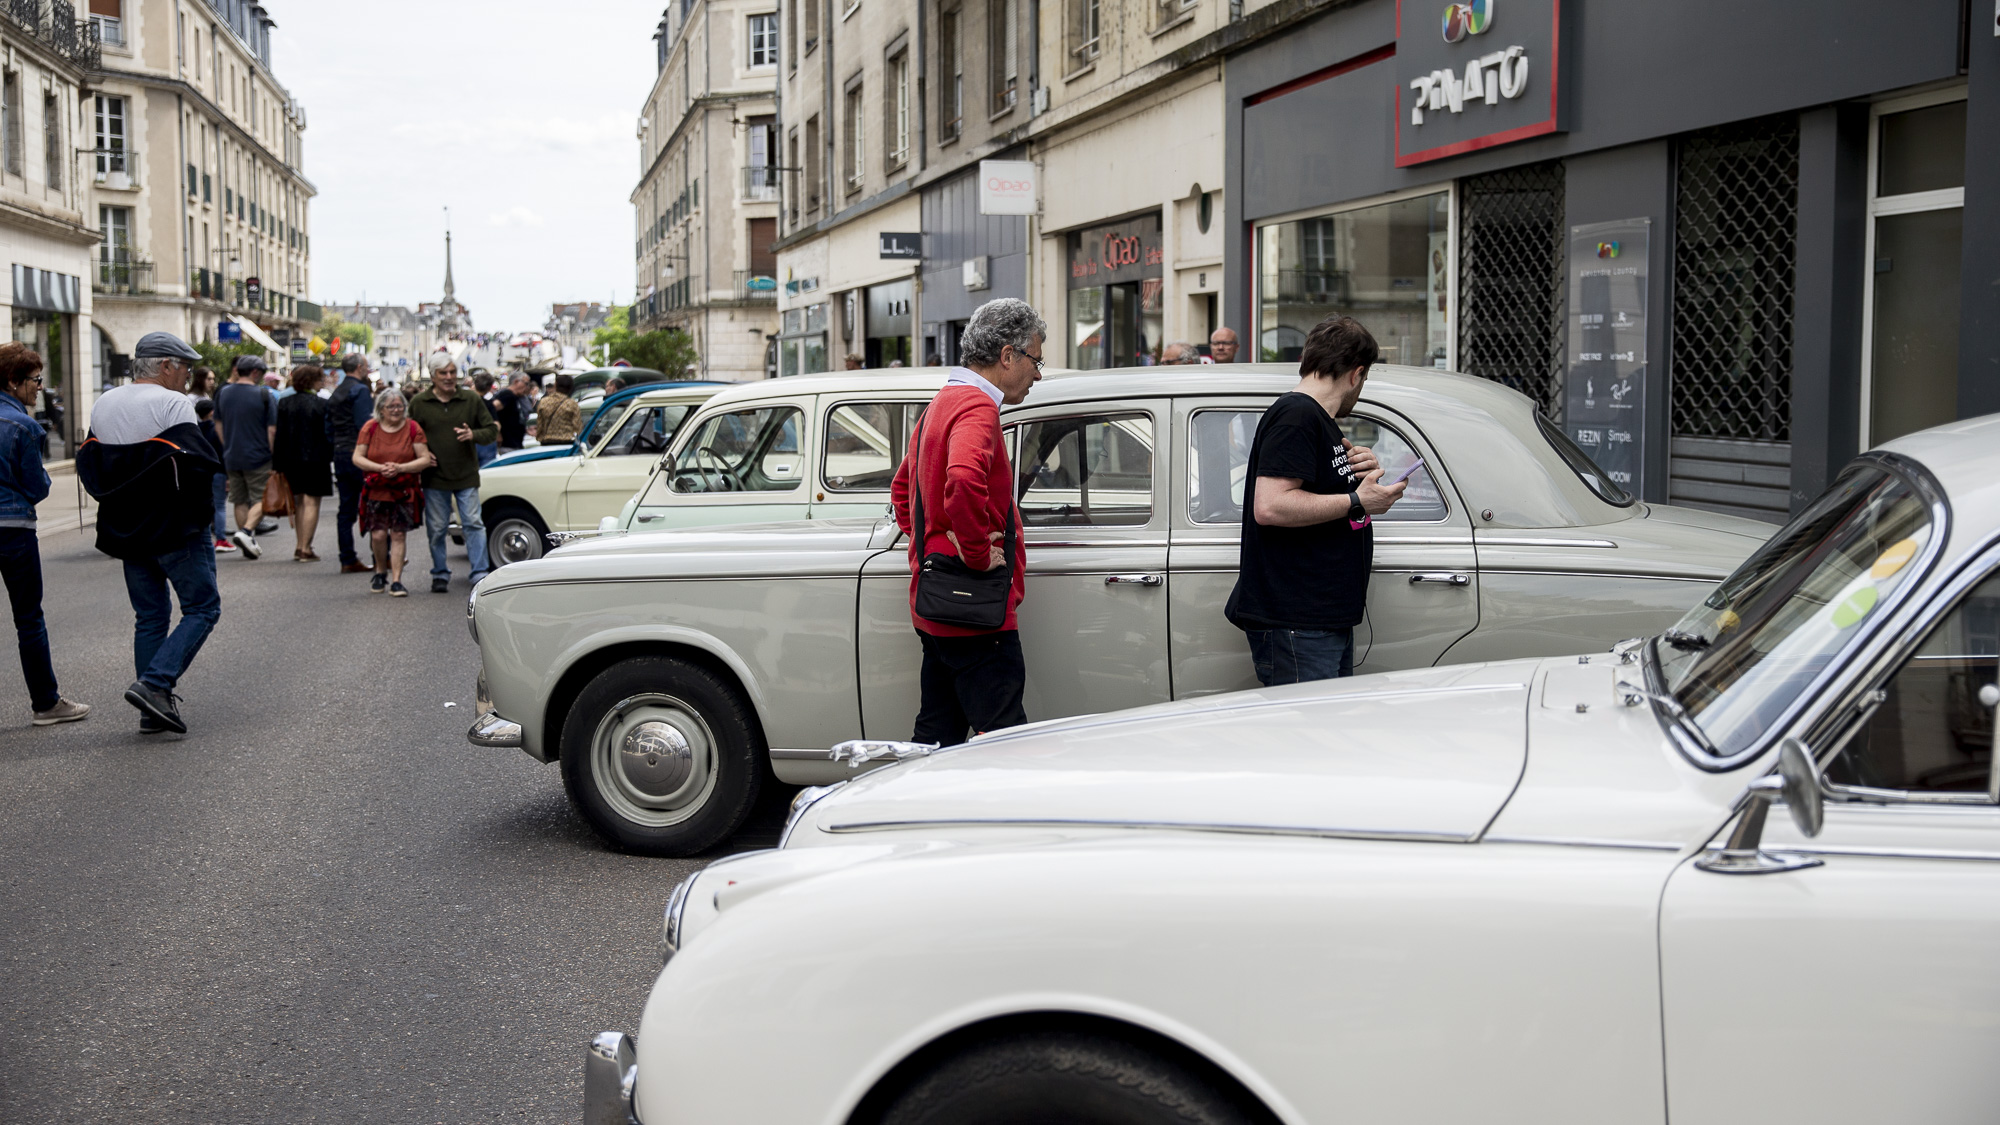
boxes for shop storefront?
[1065,213,1166,369]
[1224,0,1998,521]
[863,279,914,366]
[9,266,86,460]
[920,165,1029,366]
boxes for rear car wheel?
[558,656,762,856]
[484,502,547,568]
[877,1032,1258,1125]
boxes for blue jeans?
[123,531,222,692]
[0,527,60,711]
[1246,626,1354,687]
[209,473,229,540]
[423,487,488,583]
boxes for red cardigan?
[889,386,1027,636]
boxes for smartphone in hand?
[1384,457,1425,486]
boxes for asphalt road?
[1,520,786,1123]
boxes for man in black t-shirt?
[1225,316,1406,685]
[490,372,531,452]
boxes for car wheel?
[485,503,547,568]
[558,656,762,856]
[877,1032,1257,1125]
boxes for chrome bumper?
[586,1031,642,1125]
[466,710,523,748]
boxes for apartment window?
[803,0,819,53]
[99,205,131,272]
[89,0,124,46]
[940,6,963,140]
[842,82,864,194]
[886,51,910,168]
[42,94,60,190]
[989,0,1017,114]
[1067,0,1100,71]
[786,128,800,224]
[94,96,126,175]
[1153,0,1195,28]
[2,72,20,177]
[746,116,777,200]
[748,13,778,67]
[804,114,821,216]
[787,0,798,69]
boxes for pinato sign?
[978,160,1038,216]
[1394,0,1566,167]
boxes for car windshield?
[1536,412,1633,506]
[580,401,630,450]
[1656,461,1937,758]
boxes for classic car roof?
[702,370,952,407]
[1877,412,2000,566]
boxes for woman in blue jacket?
[0,343,88,725]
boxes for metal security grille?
[1458,161,1567,416]
[1668,115,1798,521]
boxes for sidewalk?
[35,460,99,539]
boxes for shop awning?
[222,315,283,355]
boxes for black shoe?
[124,682,187,734]
[139,713,167,734]
[432,577,450,593]
[389,581,409,597]
[370,572,388,593]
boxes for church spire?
[443,226,456,301]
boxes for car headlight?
[780,782,847,846]
[660,877,693,965]
[465,598,479,643]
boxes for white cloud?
[487,206,546,228]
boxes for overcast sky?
[270,0,658,332]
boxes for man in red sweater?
[890,298,1047,745]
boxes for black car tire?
[877,1031,1258,1125]
[558,656,762,856]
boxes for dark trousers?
[913,629,1027,747]
[1246,626,1355,687]
[333,460,365,565]
[0,527,60,712]
[123,532,222,692]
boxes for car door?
[812,396,922,520]
[627,401,812,530]
[1168,400,1480,698]
[1006,404,1172,720]
[1659,559,2000,1124]
[560,402,694,529]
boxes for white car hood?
[802,660,1536,843]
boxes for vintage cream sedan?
[468,365,1770,856]
[588,414,2000,1125]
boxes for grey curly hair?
[957,298,1047,367]
[372,387,408,424]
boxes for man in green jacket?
[408,352,499,593]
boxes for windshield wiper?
[1662,628,1711,651]
[1626,641,1726,757]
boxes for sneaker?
[370,572,388,593]
[254,518,280,535]
[32,698,91,726]
[232,528,262,559]
[214,537,238,554]
[340,561,372,574]
[123,682,187,734]
[139,713,167,734]
[431,577,450,593]
[389,581,409,597]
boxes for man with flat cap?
[76,331,223,735]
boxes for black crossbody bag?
[909,408,1016,630]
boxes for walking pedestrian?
[325,354,375,573]
[535,373,581,445]
[490,373,531,453]
[351,389,431,597]
[273,365,332,562]
[1225,315,1404,685]
[471,371,498,465]
[406,354,496,592]
[195,398,235,554]
[1209,326,1241,364]
[75,332,222,734]
[185,365,218,404]
[214,355,277,559]
[0,343,89,725]
[888,298,1045,747]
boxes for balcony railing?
[2,1,102,71]
[96,256,153,294]
[734,270,778,302]
[741,165,779,201]
[91,146,135,188]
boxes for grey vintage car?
[467,365,1771,854]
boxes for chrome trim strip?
[1025,539,1172,548]
[485,573,864,592]
[1481,834,1684,852]
[822,817,1475,844]
[1169,534,1472,546]
[1475,536,1619,548]
[1778,843,2000,862]
[770,747,840,759]
[1475,569,1720,583]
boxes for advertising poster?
[1563,218,1648,498]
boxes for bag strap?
[909,401,1016,569]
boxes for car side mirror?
[1695,738,1826,875]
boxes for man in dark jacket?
[406,353,498,592]
[324,353,374,572]
[76,332,221,735]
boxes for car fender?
[542,621,779,747]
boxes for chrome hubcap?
[590,694,718,828]
[490,519,543,566]
[619,721,693,797]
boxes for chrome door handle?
[1408,572,1470,586]
[636,514,663,522]
[1105,574,1164,586]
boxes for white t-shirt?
[90,381,200,445]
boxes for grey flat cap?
[234,354,268,374]
[134,331,202,361]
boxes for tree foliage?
[193,339,269,376]
[591,306,699,375]
[312,312,374,357]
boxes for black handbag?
[909,408,1017,631]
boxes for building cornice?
[93,67,318,196]
[630,89,777,203]
[0,196,102,247]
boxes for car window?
[1013,413,1154,527]
[1186,409,1446,525]
[666,406,805,493]
[581,401,630,450]
[1538,412,1634,506]
[823,402,917,491]
[1826,570,1999,795]
[600,405,691,457]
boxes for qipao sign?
[1066,213,1164,289]
[1563,218,1650,499]
[1394,0,1565,166]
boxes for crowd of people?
[0,329,540,735]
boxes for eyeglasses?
[1012,347,1045,373]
